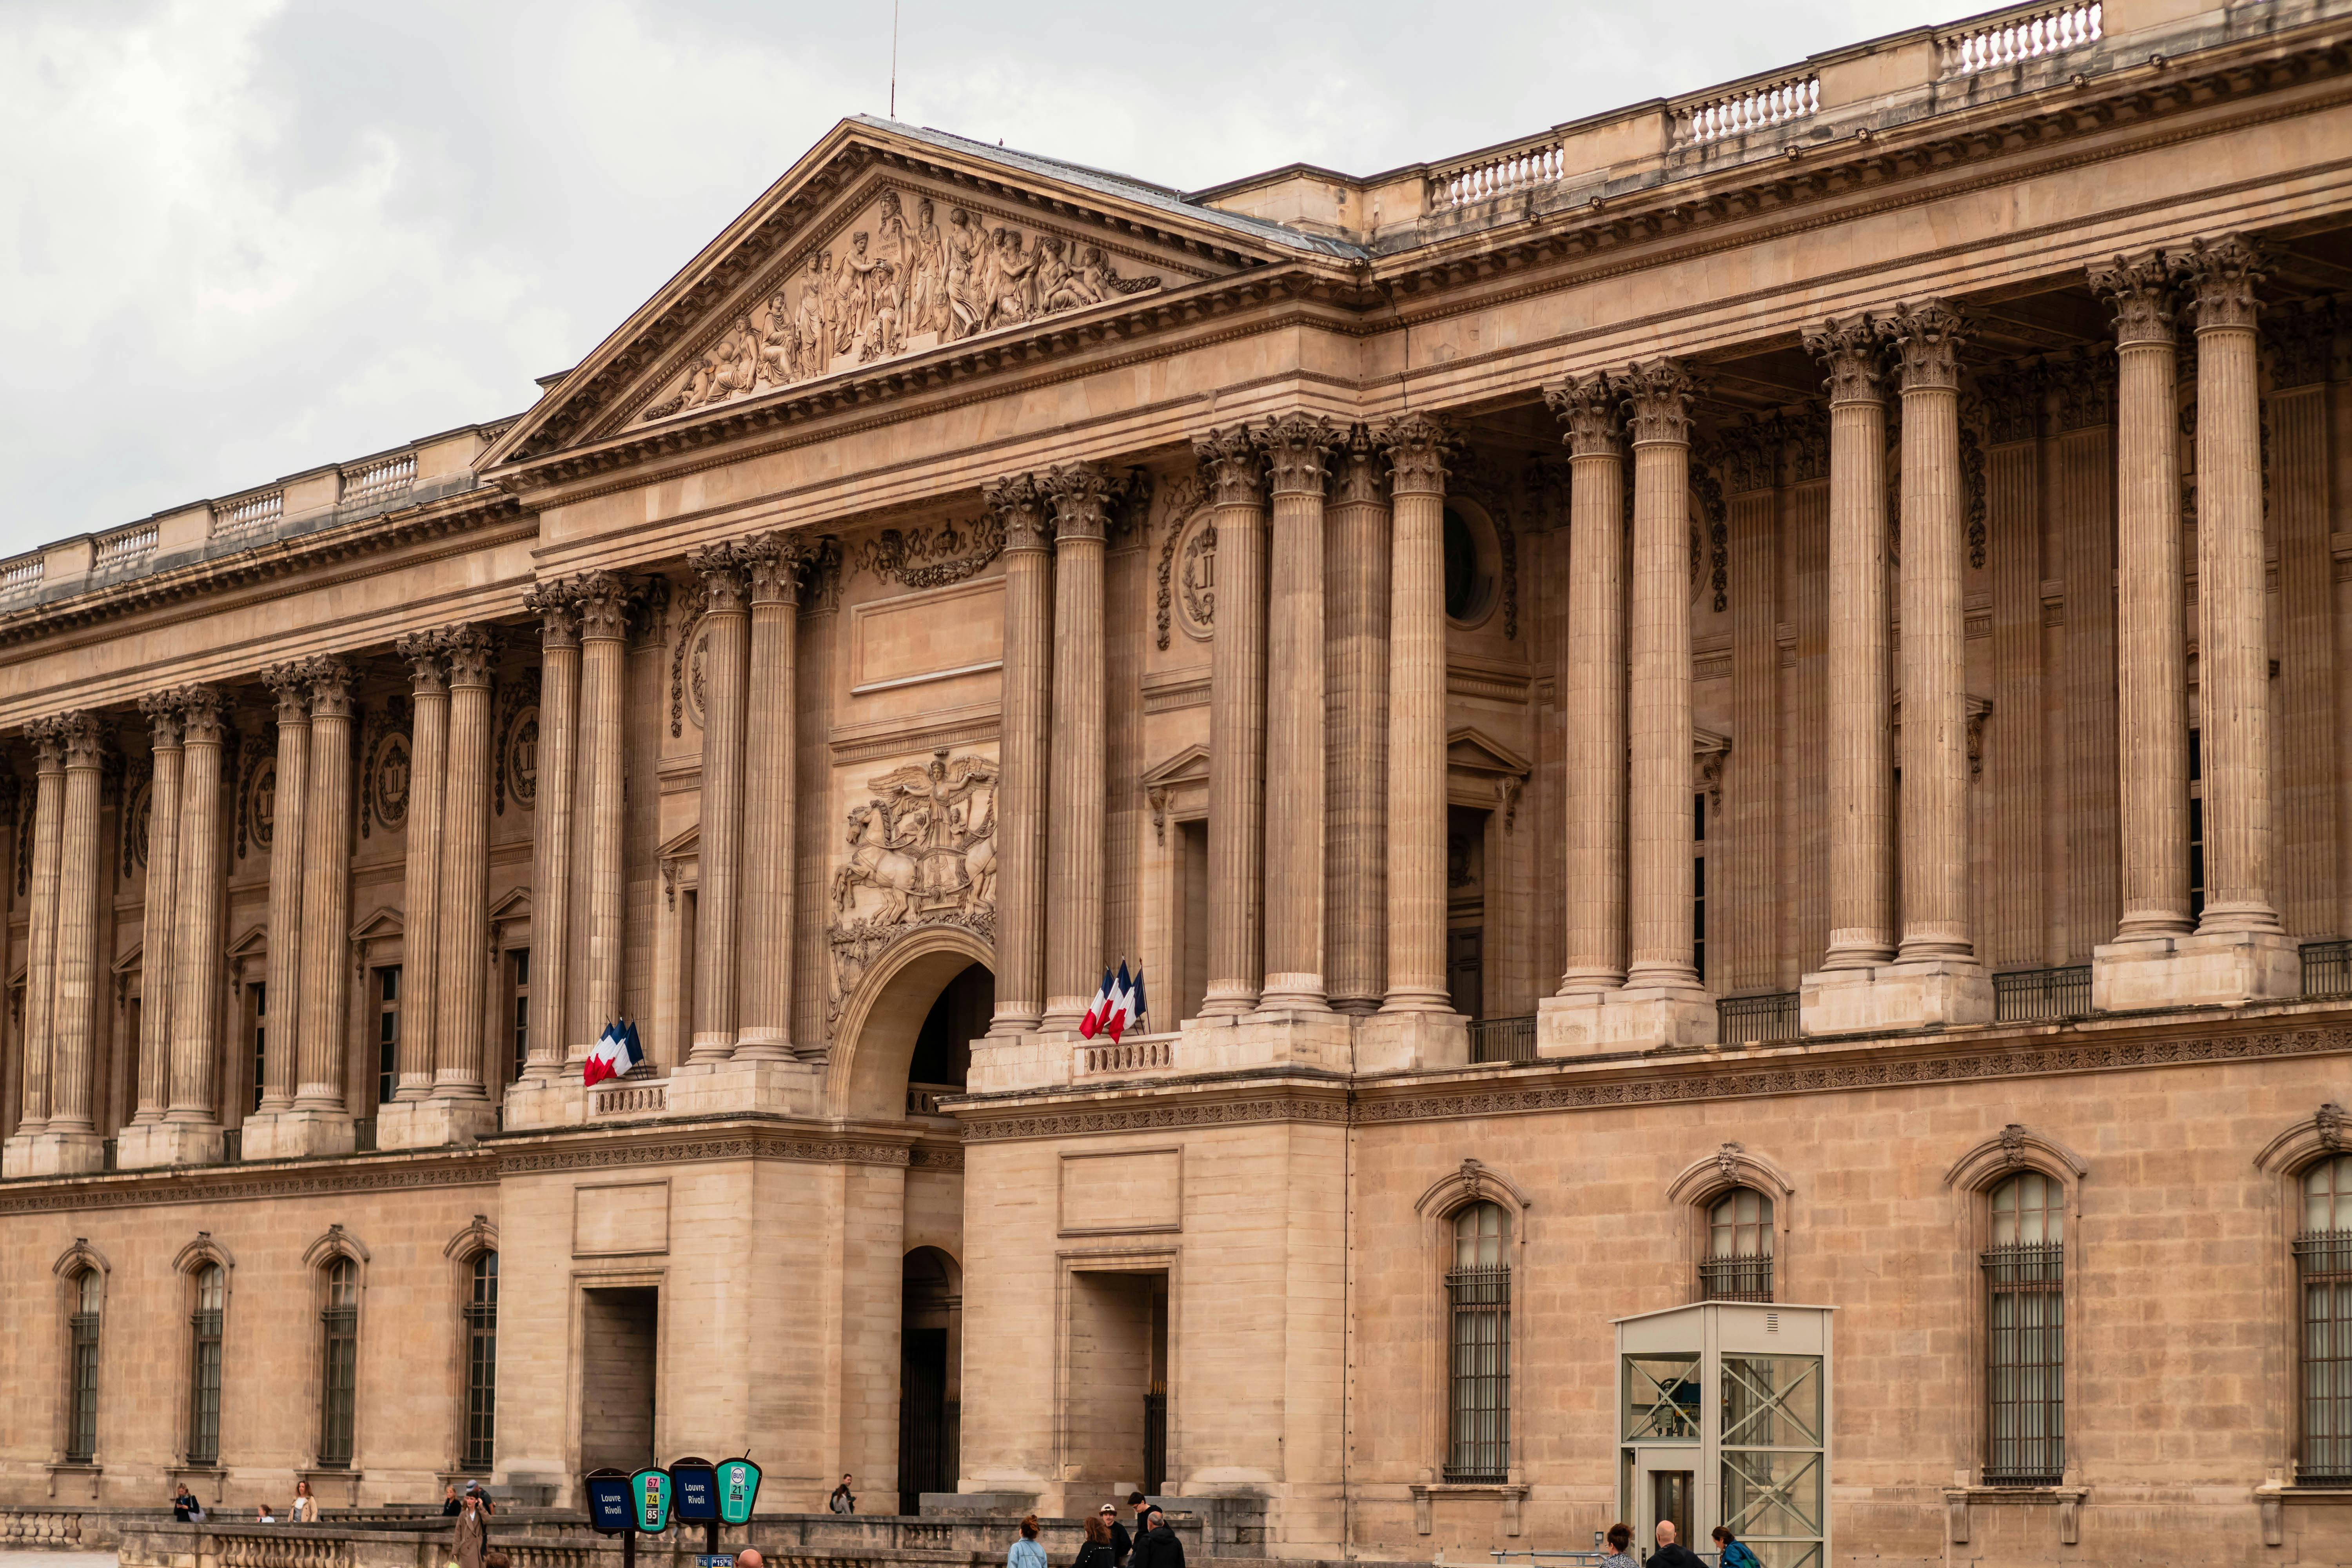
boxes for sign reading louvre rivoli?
[635,183,1165,426]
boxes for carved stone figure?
[825,748,1000,1019]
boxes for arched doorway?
[829,930,993,1121]
[899,1246,961,1514]
[907,963,991,1113]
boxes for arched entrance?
[898,1246,962,1513]
[908,963,991,1112]
[828,929,993,1120]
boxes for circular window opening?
[1443,506,1498,626]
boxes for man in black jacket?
[1645,1521,1703,1568]
[1101,1505,1132,1567]
[1132,1508,1185,1568]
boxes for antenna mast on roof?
[889,0,900,118]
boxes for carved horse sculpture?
[833,802,919,924]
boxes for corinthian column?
[293,657,356,1136]
[1197,428,1269,1018]
[688,547,750,1062]
[1260,415,1338,1013]
[1804,316,1896,970]
[2092,255,2192,942]
[6,724,65,1157]
[131,695,183,1126]
[256,667,310,1115]
[576,573,634,1043]
[1325,427,1390,1014]
[44,712,107,1156]
[1380,413,1453,1014]
[1042,462,1115,1031]
[738,534,807,1060]
[393,633,447,1102]
[987,478,1052,1035]
[523,586,580,1078]
[1546,373,1628,994]
[1888,301,1979,969]
[165,690,227,1153]
[434,627,494,1106]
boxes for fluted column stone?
[166,690,226,1142]
[1043,463,1115,1031]
[1197,429,1269,1018]
[8,725,65,1148]
[45,712,107,1143]
[131,695,183,1125]
[688,548,751,1061]
[1261,414,1339,1013]
[739,535,807,1060]
[523,586,581,1078]
[256,668,309,1113]
[1547,373,1629,994]
[294,657,356,1124]
[393,633,448,1100]
[435,628,495,1101]
[987,479,1052,1034]
[577,574,634,1042]
[1325,427,1391,1014]
[1380,413,1453,1014]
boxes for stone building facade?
[4,0,2352,1561]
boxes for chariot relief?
[826,748,998,1020]
[639,187,1161,425]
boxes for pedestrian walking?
[1007,1514,1047,1568]
[1100,1503,1132,1567]
[829,1474,858,1514]
[1074,1510,1115,1568]
[1131,1508,1184,1568]
[1711,1526,1761,1568]
[1646,1521,1703,1568]
[289,1480,317,1523]
[1596,1523,1636,1568]
[453,1486,490,1568]
[466,1479,497,1517]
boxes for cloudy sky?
[0,0,1953,559]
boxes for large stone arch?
[827,925,994,1120]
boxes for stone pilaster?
[688,547,751,1062]
[1260,413,1339,1014]
[577,573,634,1041]
[130,694,183,1127]
[1547,372,1628,994]
[432,628,495,1120]
[738,535,807,1060]
[2,723,65,1172]
[40,712,108,1169]
[1377,412,1453,1015]
[1197,427,1268,1018]
[162,690,227,1159]
[1043,463,1114,1032]
[525,586,581,1077]
[1324,426,1390,1014]
[393,633,447,1101]
[289,655,356,1149]
[257,666,310,1115]
[987,478,1052,1035]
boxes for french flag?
[1082,962,1147,1042]
[583,1019,645,1086]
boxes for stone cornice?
[0,1147,498,1215]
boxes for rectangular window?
[1445,1262,1510,1481]
[2299,1228,2352,1483]
[508,949,532,1084]
[1693,793,1708,984]
[2189,728,2205,924]
[1983,1241,2065,1484]
[188,1269,223,1466]
[320,1266,358,1467]
[249,983,267,1113]
[463,1254,498,1472]
[374,967,401,1109]
[67,1302,100,1462]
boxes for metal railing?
[1717,991,1800,1044]
[1939,0,2103,77]
[351,1118,376,1154]
[2305,940,2352,1000]
[220,1129,242,1163]
[1469,1014,1537,1063]
[1672,72,1820,147]
[1698,1253,1774,1303]
[1993,965,2091,1024]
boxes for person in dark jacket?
[1645,1521,1703,1568]
[1100,1504,1132,1566]
[1711,1525,1762,1568]
[1132,1508,1185,1568]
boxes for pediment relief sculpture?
[635,185,1163,428]
[826,748,999,1020]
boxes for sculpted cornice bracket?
[1413,1156,1536,1218]
[1666,1140,1797,1207]
[1944,1122,2088,1192]
[2256,1103,2352,1174]
[441,1213,500,1260]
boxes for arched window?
[1446,1201,1510,1482]
[1984,1171,2065,1485]
[319,1258,359,1467]
[188,1264,224,1466]
[66,1269,102,1463]
[463,1252,498,1472]
[2298,1154,2352,1484]
[1700,1187,1775,1303]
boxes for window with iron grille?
[188,1264,224,1466]
[1693,793,1707,984]
[464,1252,498,1472]
[1700,1187,1775,1303]
[1983,1171,2064,1485]
[1446,1202,1510,1482]
[508,950,532,1083]
[319,1258,359,1467]
[2300,1154,2352,1485]
[374,967,401,1109]
[67,1269,101,1462]
[249,984,267,1113]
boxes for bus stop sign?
[715,1458,762,1526]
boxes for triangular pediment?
[1445,727,1532,782]
[488,887,532,922]
[227,923,269,960]
[1141,743,1212,790]
[659,824,702,862]
[351,907,404,943]
[488,117,1353,468]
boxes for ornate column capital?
[573,571,640,641]
[1379,410,1454,495]
[742,530,813,605]
[176,687,226,746]
[1331,424,1388,506]
[1883,299,1969,392]
[55,711,107,770]
[139,691,184,751]
[441,625,496,688]
[524,581,581,650]
[1803,316,1888,403]
[984,473,1054,553]
[1544,371,1623,457]
[2175,234,2265,332]
[1621,360,1697,445]
[688,543,751,613]
[1193,425,1267,506]
[24,716,67,770]
[1044,461,1118,542]
[396,631,448,694]
[2088,252,2178,347]
[261,661,312,722]
[1259,412,1340,498]
[305,655,357,719]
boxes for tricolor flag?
[1082,962,1148,1042]
[583,1019,645,1087]
[1080,966,1118,1039]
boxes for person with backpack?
[1711,1525,1762,1568]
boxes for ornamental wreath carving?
[637,186,1162,426]
[826,749,999,1021]
[852,513,1006,590]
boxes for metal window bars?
[1983,1241,2065,1485]
[1446,1263,1511,1482]
[1699,1254,1775,1304]
[319,1305,359,1466]
[1992,966,2091,1024]
[2298,1229,2352,1485]
[2303,941,2352,1001]
[1469,1015,1537,1064]
[187,1308,223,1466]
[67,1311,100,1462]
[1717,991,1799,1045]
[464,1256,498,1472]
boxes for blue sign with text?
[584,1475,635,1535]
[671,1459,719,1523]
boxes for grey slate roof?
[853,116,1368,261]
